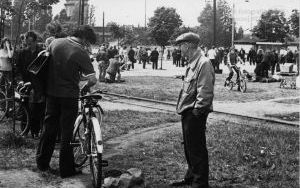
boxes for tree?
[252,9,289,42]
[289,9,299,37]
[107,22,125,47]
[88,5,96,26]
[148,6,182,69]
[197,0,233,47]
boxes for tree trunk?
[160,46,164,69]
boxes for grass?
[0,110,180,170]
[265,112,300,122]
[104,118,299,188]
[0,110,298,187]
[101,110,180,140]
[96,75,299,103]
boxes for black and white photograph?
[0,0,299,187]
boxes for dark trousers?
[226,65,240,83]
[36,96,78,177]
[142,60,147,69]
[29,102,45,136]
[182,110,209,187]
[152,60,158,69]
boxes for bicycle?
[71,89,108,188]
[224,64,247,93]
[0,71,11,95]
[0,81,30,136]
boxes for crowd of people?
[95,44,162,82]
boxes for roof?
[234,36,266,44]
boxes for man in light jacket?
[170,32,215,188]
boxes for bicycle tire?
[0,91,8,122]
[89,117,103,188]
[240,79,247,93]
[0,75,9,95]
[72,114,88,168]
[14,100,30,136]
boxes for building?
[65,0,89,24]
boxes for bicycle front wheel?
[72,114,88,168]
[0,91,8,122]
[240,79,247,93]
[89,117,103,188]
[14,100,30,136]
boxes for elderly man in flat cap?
[171,32,215,188]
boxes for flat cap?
[175,32,200,45]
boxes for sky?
[52,0,300,31]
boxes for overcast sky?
[52,0,299,31]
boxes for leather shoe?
[170,179,192,186]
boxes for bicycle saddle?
[80,94,102,100]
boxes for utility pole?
[78,0,82,26]
[213,0,216,46]
[144,0,146,29]
[102,12,105,43]
[80,0,85,25]
[231,2,235,47]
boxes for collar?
[187,49,202,71]
[68,37,85,48]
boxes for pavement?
[92,59,299,126]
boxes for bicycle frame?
[76,96,104,154]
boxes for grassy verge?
[0,110,180,170]
[265,112,299,122]
[96,75,299,103]
[105,119,299,188]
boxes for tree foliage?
[197,0,233,47]
[289,9,299,37]
[148,7,182,47]
[252,9,289,42]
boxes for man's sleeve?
[194,60,215,113]
[75,52,95,76]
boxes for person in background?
[0,38,13,86]
[172,48,177,66]
[16,31,45,138]
[128,46,136,70]
[176,48,182,67]
[239,48,246,63]
[247,47,256,66]
[105,55,122,83]
[207,46,217,70]
[270,49,279,75]
[225,47,244,90]
[36,25,97,178]
[150,47,159,70]
[171,32,215,188]
[286,49,294,63]
[96,46,109,82]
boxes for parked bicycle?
[224,64,247,93]
[71,89,108,188]
[0,81,30,136]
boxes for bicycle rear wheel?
[240,79,247,93]
[0,91,8,122]
[89,118,103,188]
[72,114,88,168]
[14,100,30,136]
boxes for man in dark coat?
[150,48,159,69]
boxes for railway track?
[102,92,299,127]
